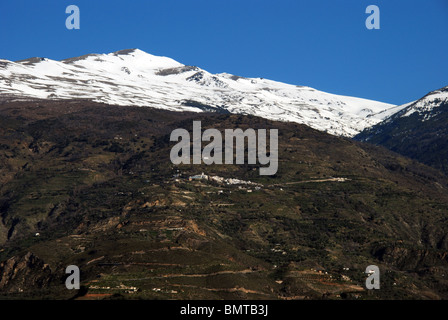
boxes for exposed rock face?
[0,252,52,293]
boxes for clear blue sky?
[1,0,447,105]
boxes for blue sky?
[0,0,447,105]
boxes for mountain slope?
[355,86,448,174]
[1,100,448,299]
[0,49,398,137]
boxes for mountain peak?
[355,85,448,174]
[110,48,176,62]
[396,85,448,119]
[15,57,48,65]
[0,48,397,136]
[112,48,141,56]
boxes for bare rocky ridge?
[0,252,52,293]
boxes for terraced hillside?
[1,100,448,300]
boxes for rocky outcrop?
[0,252,52,293]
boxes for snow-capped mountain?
[355,86,448,174]
[0,48,400,136]
[356,86,448,136]
[391,86,448,121]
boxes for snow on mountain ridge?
[0,48,400,136]
[398,86,448,119]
